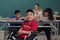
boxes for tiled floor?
[0,31,4,40]
[34,35,60,40]
[0,31,60,40]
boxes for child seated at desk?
[6,10,25,20]
[6,10,25,40]
[38,8,54,40]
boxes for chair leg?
[33,36,38,40]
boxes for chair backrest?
[7,22,22,33]
[9,23,22,26]
[56,17,60,20]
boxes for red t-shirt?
[17,20,38,38]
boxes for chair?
[7,23,22,40]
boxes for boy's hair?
[26,9,34,14]
[35,3,39,7]
[14,10,21,14]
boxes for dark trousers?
[38,27,51,40]
[8,27,20,35]
[16,34,37,40]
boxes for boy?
[17,9,38,40]
[6,10,25,26]
[6,10,25,20]
[6,10,25,40]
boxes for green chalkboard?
[0,0,60,17]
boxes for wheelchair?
[6,23,38,40]
[6,20,56,40]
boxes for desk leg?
[54,22,59,40]
[4,23,8,40]
[56,23,59,40]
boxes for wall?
[0,0,60,17]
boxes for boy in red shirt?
[17,9,38,40]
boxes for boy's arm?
[17,28,31,35]
[6,17,16,20]
[17,28,23,35]
[31,21,38,31]
[21,30,31,34]
[17,21,38,35]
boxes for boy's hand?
[24,25,31,28]
[21,30,31,34]
[6,18,16,20]
[17,28,31,35]
[17,28,23,35]
[6,17,11,20]
[12,18,17,20]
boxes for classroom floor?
[34,35,60,40]
[0,31,60,40]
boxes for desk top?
[0,20,60,23]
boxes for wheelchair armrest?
[24,31,38,40]
[27,31,38,37]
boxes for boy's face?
[26,12,34,21]
[15,13,21,18]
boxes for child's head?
[55,11,59,15]
[26,9,34,21]
[14,10,21,18]
[34,3,40,10]
[43,8,54,20]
